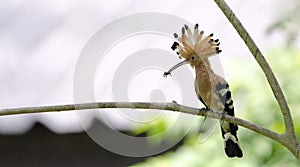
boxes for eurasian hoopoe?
[164,24,243,158]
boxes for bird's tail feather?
[221,123,243,158]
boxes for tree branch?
[0,101,281,142]
[214,0,299,159]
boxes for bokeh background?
[0,0,300,166]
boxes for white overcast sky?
[0,0,297,134]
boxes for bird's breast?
[195,77,225,112]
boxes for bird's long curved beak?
[163,59,190,77]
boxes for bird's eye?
[191,56,195,61]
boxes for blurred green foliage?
[130,47,300,167]
[267,0,300,46]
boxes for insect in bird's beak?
[163,59,190,77]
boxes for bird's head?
[164,24,221,77]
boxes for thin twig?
[0,101,281,141]
[213,0,299,158]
